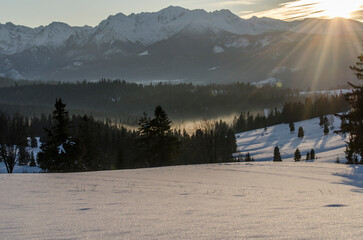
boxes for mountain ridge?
[0,6,362,89]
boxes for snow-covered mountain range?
[0,7,293,54]
[0,6,362,88]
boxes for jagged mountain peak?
[91,6,292,45]
[46,21,72,29]
[0,6,362,83]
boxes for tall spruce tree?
[137,105,178,167]
[298,126,304,138]
[336,48,363,163]
[294,148,301,161]
[38,99,82,172]
[310,149,315,160]
[273,146,282,162]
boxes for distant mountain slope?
[0,6,362,89]
[235,114,348,162]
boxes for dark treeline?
[0,79,294,120]
[233,94,349,133]
[0,100,236,172]
[0,77,44,88]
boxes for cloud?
[239,0,363,21]
[240,0,319,20]
[351,8,363,21]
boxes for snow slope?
[235,114,348,163]
[1,162,363,239]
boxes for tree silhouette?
[273,146,282,162]
[298,127,304,138]
[310,149,315,160]
[137,105,178,167]
[38,98,81,172]
[336,49,363,163]
[294,148,301,161]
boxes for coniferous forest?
[0,99,236,172]
[0,80,298,120]
[0,77,352,172]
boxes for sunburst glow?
[318,0,362,18]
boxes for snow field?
[0,162,362,239]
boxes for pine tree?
[244,152,252,162]
[37,98,81,172]
[336,49,363,163]
[52,98,71,143]
[294,148,301,161]
[306,152,310,160]
[289,122,295,132]
[273,146,282,162]
[137,105,178,167]
[310,149,315,160]
[298,126,304,138]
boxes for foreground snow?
[235,114,348,163]
[1,162,363,239]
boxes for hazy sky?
[0,0,362,27]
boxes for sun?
[318,0,362,19]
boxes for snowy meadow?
[1,162,363,239]
[0,114,359,239]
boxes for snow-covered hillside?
[235,114,348,163]
[1,162,363,239]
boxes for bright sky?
[0,0,362,27]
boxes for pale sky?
[0,0,362,27]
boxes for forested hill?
[0,80,294,120]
